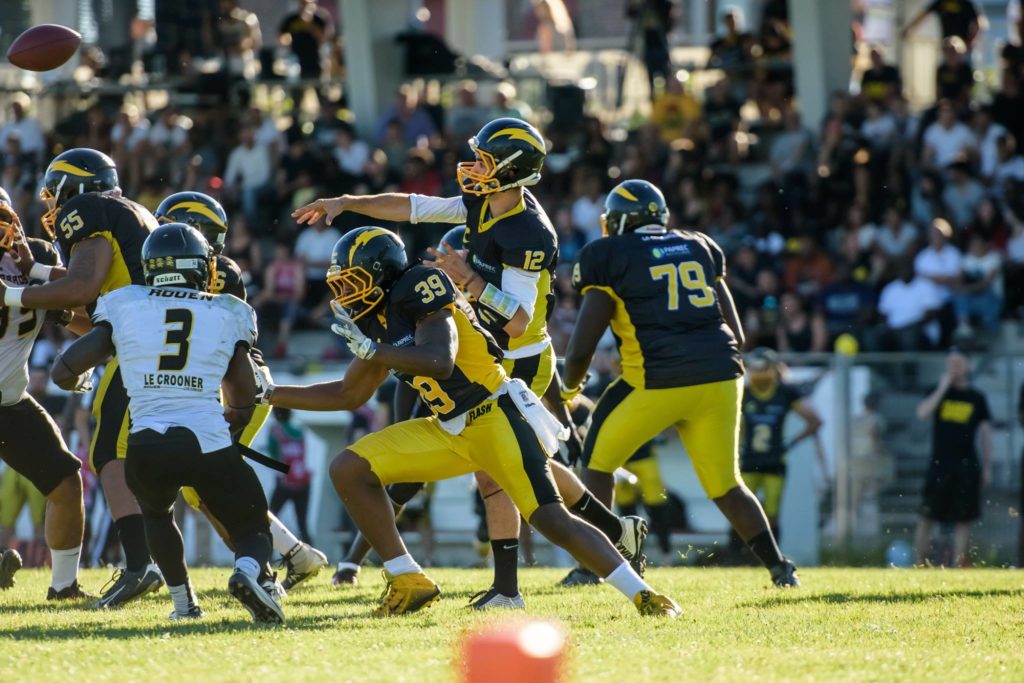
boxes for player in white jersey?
[52,223,283,624]
[0,190,89,600]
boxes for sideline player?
[739,348,823,542]
[560,179,800,587]
[262,226,679,617]
[155,191,328,589]
[293,119,647,608]
[0,149,163,606]
[53,223,283,624]
[0,189,89,599]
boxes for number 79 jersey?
[91,285,257,452]
[572,229,743,390]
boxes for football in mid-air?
[6,24,81,72]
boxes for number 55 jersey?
[572,229,743,390]
[91,285,257,452]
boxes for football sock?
[169,581,196,613]
[647,503,671,554]
[569,492,624,543]
[235,556,261,579]
[50,546,81,591]
[269,514,301,556]
[604,561,651,600]
[747,530,785,570]
[115,514,151,572]
[383,553,422,577]
[490,539,519,596]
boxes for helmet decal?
[486,127,546,153]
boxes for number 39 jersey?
[356,264,506,420]
[0,239,61,406]
[572,229,742,390]
[91,285,257,452]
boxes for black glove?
[562,422,584,467]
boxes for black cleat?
[93,564,164,609]
[228,570,285,624]
[332,562,360,586]
[558,566,602,587]
[771,560,800,588]
[0,549,22,590]
[47,580,95,601]
[468,586,525,610]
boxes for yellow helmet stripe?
[48,160,96,177]
[168,201,226,228]
[348,227,393,266]
[487,127,546,154]
[613,185,639,202]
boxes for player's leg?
[914,516,934,566]
[334,482,425,586]
[0,397,88,599]
[90,362,161,607]
[631,454,672,557]
[952,522,971,568]
[292,486,314,544]
[761,474,785,541]
[268,483,288,516]
[0,469,22,589]
[473,472,522,601]
[477,396,679,617]
[27,481,48,567]
[124,428,200,620]
[191,439,282,624]
[678,378,797,587]
[335,418,475,616]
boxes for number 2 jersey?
[91,285,257,452]
[0,239,61,406]
[572,229,743,390]
[739,381,803,474]
[356,264,505,420]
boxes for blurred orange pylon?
[460,619,568,683]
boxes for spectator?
[0,96,45,164]
[744,268,783,349]
[776,291,826,352]
[915,218,963,311]
[902,0,984,49]
[224,125,273,224]
[277,128,321,211]
[571,172,606,242]
[332,123,370,186]
[992,72,1024,146]
[293,218,341,312]
[251,240,306,358]
[626,0,675,97]
[399,149,442,197]
[110,105,149,193]
[784,237,833,299]
[533,0,576,53]
[703,78,742,164]
[816,260,876,345]
[860,46,901,103]
[279,0,333,80]
[941,160,984,229]
[143,107,192,186]
[216,0,262,79]
[972,106,1007,181]
[914,349,992,567]
[311,98,345,154]
[769,109,813,193]
[373,85,438,148]
[878,260,942,350]
[708,7,755,100]
[491,82,533,121]
[935,37,974,111]
[872,204,919,273]
[990,133,1024,202]
[922,100,976,172]
[726,243,762,319]
[224,213,262,291]
[860,100,898,152]
[267,408,315,544]
[968,198,1007,246]
[551,205,587,264]
[446,81,488,147]
[650,72,701,143]
[954,232,1002,339]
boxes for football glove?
[330,300,377,360]
[70,368,94,394]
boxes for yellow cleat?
[634,590,682,618]
[373,570,441,617]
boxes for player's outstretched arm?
[561,289,615,398]
[291,193,414,226]
[269,357,390,412]
[785,400,824,452]
[51,325,114,391]
[13,237,113,310]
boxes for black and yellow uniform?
[739,381,802,517]
[347,264,561,519]
[576,229,744,499]
[462,188,558,395]
[614,441,667,509]
[56,192,156,472]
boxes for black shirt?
[740,381,802,474]
[279,9,330,77]
[936,62,973,103]
[573,229,743,390]
[929,385,990,467]
[925,0,980,41]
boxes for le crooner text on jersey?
[91,285,257,452]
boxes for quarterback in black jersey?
[739,348,822,539]
[292,119,647,608]
[562,179,800,588]
[0,149,163,607]
[263,226,680,617]
[154,191,329,590]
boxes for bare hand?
[425,242,473,286]
[292,196,346,226]
[10,216,34,276]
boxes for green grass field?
[1,566,1022,682]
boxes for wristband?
[259,384,277,405]
[559,379,583,403]
[478,282,521,321]
[29,263,55,282]
[3,286,24,307]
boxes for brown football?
[7,24,81,72]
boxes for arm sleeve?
[90,294,112,330]
[235,302,258,348]
[500,267,541,319]
[409,195,468,225]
